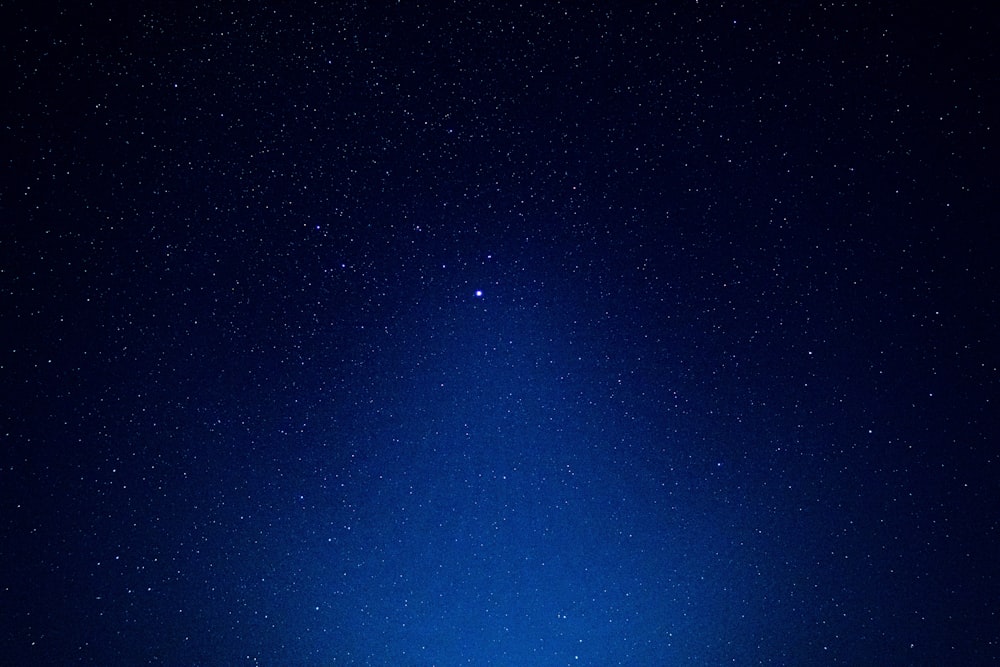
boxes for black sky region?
[1,1,998,665]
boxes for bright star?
[474,290,483,297]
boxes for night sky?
[2,2,998,665]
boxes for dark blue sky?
[1,1,997,664]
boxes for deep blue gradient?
[1,2,997,664]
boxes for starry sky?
[1,1,997,665]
